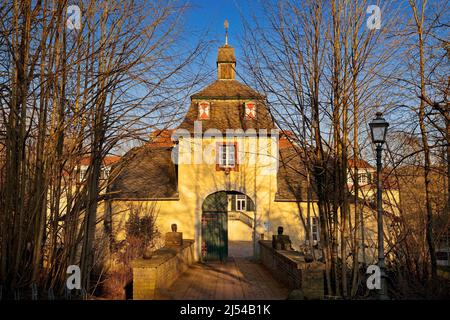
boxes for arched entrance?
[201,191,228,261]
[201,191,255,261]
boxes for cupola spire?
[217,20,236,80]
[224,19,229,45]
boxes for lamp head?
[369,112,389,145]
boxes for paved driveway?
[156,257,289,300]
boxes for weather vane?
[224,19,229,45]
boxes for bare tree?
[240,0,403,297]
[0,0,207,296]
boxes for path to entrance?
[156,257,289,300]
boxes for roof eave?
[108,196,180,201]
[191,95,265,100]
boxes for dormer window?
[245,101,256,120]
[198,101,210,120]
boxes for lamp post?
[369,112,389,300]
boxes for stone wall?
[259,240,324,299]
[131,240,194,300]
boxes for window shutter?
[244,101,256,120]
[246,196,254,211]
[198,101,210,120]
[231,195,236,211]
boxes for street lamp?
[369,112,389,300]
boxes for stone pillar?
[131,260,157,300]
[301,262,325,300]
[165,223,183,247]
[272,226,294,250]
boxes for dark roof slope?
[276,144,317,202]
[191,80,263,100]
[180,79,273,133]
[108,145,178,200]
[178,98,275,133]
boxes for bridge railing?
[131,240,195,300]
[259,240,325,299]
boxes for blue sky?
[185,0,247,45]
[183,0,259,74]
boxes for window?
[311,217,320,242]
[101,166,111,180]
[236,194,247,211]
[198,101,210,120]
[218,143,236,168]
[358,173,368,185]
[79,168,87,181]
[244,101,257,120]
[347,171,354,184]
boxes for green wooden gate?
[201,191,228,261]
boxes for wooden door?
[201,191,228,261]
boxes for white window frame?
[358,172,368,184]
[311,216,320,243]
[218,144,236,168]
[80,167,87,181]
[236,194,247,211]
[101,166,111,180]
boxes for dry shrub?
[98,203,159,299]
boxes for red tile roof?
[279,131,298,149]
[348,158,374,170]
[147,129,175,148]
[79,155,121,166]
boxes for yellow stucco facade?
[109,133,313,260]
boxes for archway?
[201,191,228,261]
[201,191,255,261]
